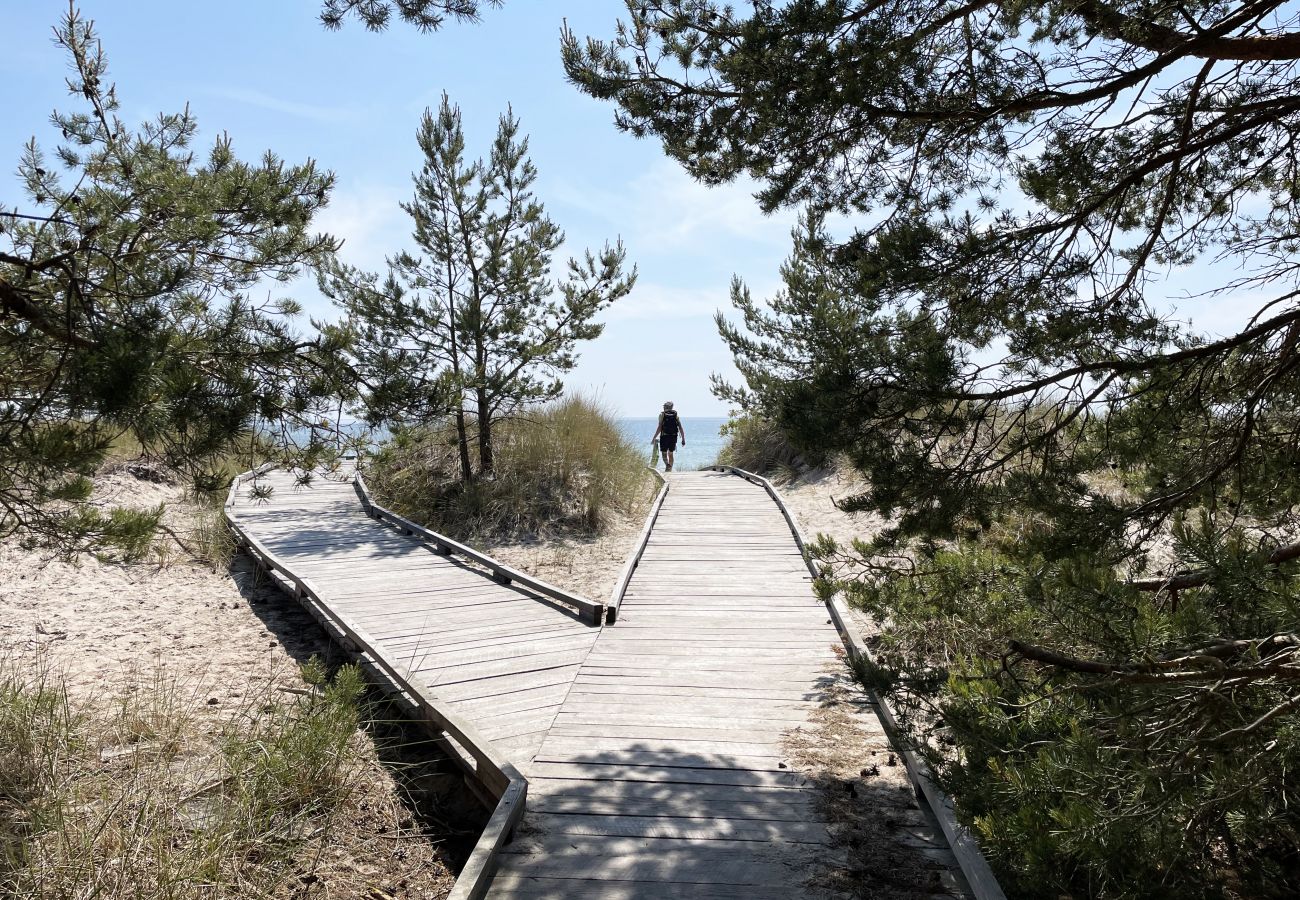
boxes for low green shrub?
[825,517,1300,899]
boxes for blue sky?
[0,1,803,417]
[1,2,1259,420]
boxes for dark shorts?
[659,434,678,452]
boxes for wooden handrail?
[607,466,669,624]
[351,471,605,627]
[224,468,528,900]
[224,461,276,507]
[707,465,1008,900]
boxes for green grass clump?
[0,657,373,899]
[220,658,365,828]
[183,506,239,570]
[367,395,655,540]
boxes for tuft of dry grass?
[0,656,455,899]
[718,414,821,477]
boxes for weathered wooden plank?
[545,722,812,744]
[366,598,578,621]
[577,663,831,679]
[494,730,552,756]
[526,775,818,802]
[560,687,831,707]
[432,666,583,703]
[524,761,814,788]
[583,645,836,658]
[478,714,564,742]
[529,789,819,822]
[393,633,598,669]
[528,811,831,843]
[486,874,800,899]
[457,684,575,719]
[358,607,576,636]
[570,675,838,692]
[557,697,818,716]
[383,620,581,650]
[418,650,594,684]
[499,835,833,886]
[553,711,813,730]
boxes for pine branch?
[1131,540,1300,592]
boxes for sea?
[618,417,730,472]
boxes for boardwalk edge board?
[707,465,1008,900]
[224,467,527,900]
[353,470,605,627]
[607,466,669,624]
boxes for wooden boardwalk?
[229,467,974,899]
[227,468,600,762]
[491,470,842,897]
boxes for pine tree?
[0,6,347,554]
[569,2,1300,895]
[321,95,635,480]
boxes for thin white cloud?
[314,179,409,274]
[206,87,360,124]
[604,283,725,322]
[553,159,799,255]
[604,275,784,322]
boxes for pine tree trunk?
[473,316,493,474]
[453,405,473,483]
[476,387,494,474]
[444,277,473,484]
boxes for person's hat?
[663,401,674,409]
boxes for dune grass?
[0,656,391,899]
[366,395,655,540]
[717,413,821,477]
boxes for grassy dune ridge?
[365,395,656,541]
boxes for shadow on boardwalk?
[494,665,968,899]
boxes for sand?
[778,463,886,548]
[777,462,891,636]
[0,472,332,697]
[477,506,645,604]
[0,467,459,898]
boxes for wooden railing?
[606,466,669,624]
[708,465,1007,900]
[224,468,527,900]
[352,471,605,627]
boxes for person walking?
[652,401,685,471]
